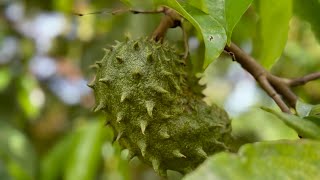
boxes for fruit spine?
[89,38,233,176]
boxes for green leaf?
[293,0,320,42]
[0,122,37,180]
[154,0,253,69]
[184,140,320,180]
[225,0,253,44]
[0,68,11,92]
[40,131,82,180]
[262,107,320,139]
[17,75,41,119]
[64,120,106,180]
[296,100,313,117]
[154,0,227,69]
[309,104,320,118]
[257,0,292,69]
[186,0,209,14]
[155,0,227,68]
[232,108,298,141]
[53,0,74,12]
[0,161,12,180]
[120,0,132,6]
[124,0,154,8]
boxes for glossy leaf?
[225,0,253,44]
[184,140,320,180]
[154,0,253,69]
[262,107,320,139]
[258,0,292,69]
[154,0,227,69]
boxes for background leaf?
[64,120,107,180]
[0,122,37,180]
[293,0,320,42]
[257,0,292,69]
[262,107,320,139]
[40,130,82,180]
[225,0,253,44]
[184,140,320,180]
[309,104,320,118]
[0,161,12,180]
[120,0,132,6]
[232,108,298,142]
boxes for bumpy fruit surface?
[89,38,233,176]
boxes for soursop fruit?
[89,38,233,176]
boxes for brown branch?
[181,22,189,60]
[110,7,184,44]
[288,72,320,87]
[151,8,183,42]
[224,43,291,113]
[267,75,298,108]
[225,43,320,113]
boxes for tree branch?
[224,43,320,113]
[267,75,298,108]
[288,72,320,87]
[127,7,320,114]
[224,43,292,113]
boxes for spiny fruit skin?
[90,38,233,176]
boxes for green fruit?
[89,38,233,176]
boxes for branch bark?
[224,43,292,113]
[288,72,320,87]
[225,43,320,113]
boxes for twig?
[122,7,188,58]
[288,72,320,87]
[151,8,183,42]
[267,75,298,108]
[181,22,189,60]
[106,7,182,42]
[224,43,291,113]
[224,43,320,113]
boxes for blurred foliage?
[255,0,292,69]
[263,105,320,139]
[0,0,319,179]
